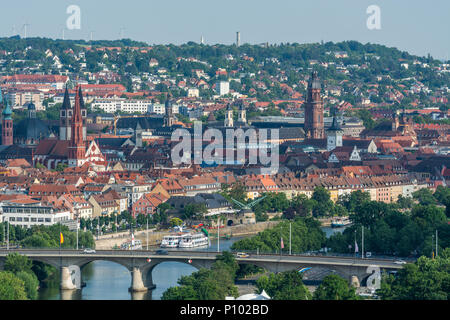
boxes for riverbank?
[94,220,281,250]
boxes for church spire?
[68,85,86,166]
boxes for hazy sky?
[1,0,449,60]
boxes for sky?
[1,0,449,60]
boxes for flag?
[354,240,358,253]
[60,232,64,244]
[281,237,284,249]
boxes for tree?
[255,270,311,300]
[170,217,183,227]
[311,187,334,217]
[161,252,239,300]
[182,203,207,220]
[338,190,370,213]
[313,274,359,300]
[0,272,28,300]
[378,253,450,300]
[413,188,437,206]
[4,253,33,274]
[396,195,414,209]
[350,201,392,227]
[15,271,39,300]
[232,217,325,254]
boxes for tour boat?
[160,234,183,248]
[331,217,352,228]
[178,232,210,248]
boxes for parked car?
[365,252,372,258]
[83,248,96,254]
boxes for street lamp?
[76,214,79,250]
[6,216,9,250]
[146,214,149,251]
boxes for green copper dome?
[2,98,13,120]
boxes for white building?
[91,98,154,114]
[216,81,230,96]
[187,88,200,98]
[0,203,71,229]
[149,103,165,114]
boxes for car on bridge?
[236,252,249,258]
[394,259,406,265]
[155,249,169,255]
[83,248,96,254]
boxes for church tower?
[224,105,234,127]
[60,86,72,140]
[60,86,87,140]
[1,93,13,146]
[68,86,86,167]
[134,122,143,148]
[164,95,174,127]
[238,103,246,124]
[304,71,324,139]
[327,115,343,151]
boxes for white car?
[394,259,406,265]
[236,252,249,258]
[83,248,96,254]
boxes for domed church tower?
[304,71,325,139]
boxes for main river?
[38,226,345,300]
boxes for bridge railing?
[0,247,416,262]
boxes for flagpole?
[362,226,364,259]
[217,216,220,253]
[289,222,292,255]
[59,222,61,255]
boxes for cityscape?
[0,1,449,306]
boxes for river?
[38,226,345,300]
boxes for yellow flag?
[60,232,64,244]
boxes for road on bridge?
[0,249,408,270]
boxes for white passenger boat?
[160,231,209,248]
[178,232,210,248]
[160,234,183,248]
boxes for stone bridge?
[0,249,406,293]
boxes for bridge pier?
[60,267,77,290]
[350,275,360,288]
[129,267,148,292]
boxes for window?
[45,218,51,223]
[31,218,37,222]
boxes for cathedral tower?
[68,86,86,167]
[304,71,324,139]
[1,93,13,146]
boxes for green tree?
[255,270,311,300]
[378,253,450,300]
[413,188,437,206]
[170,217,183,227]
[311,187,334,217]
[313,274,359,300]
[161,252,239,300]
[338,190,371,213]
[15,271,39,300]
[182,203,207,220]
[0,272,28,300]
[4,253,33,274]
